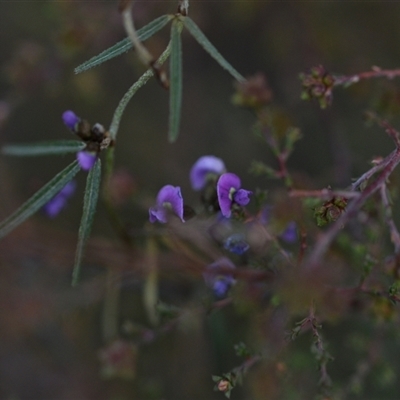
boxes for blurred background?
[1,1,400,399]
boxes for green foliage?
[168,19,183,142]
[2,140,85,156]
[182,17,245,82]
[74,14,173,74]
[72,159,102,286]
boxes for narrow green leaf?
[169,20,183,143]
[0,161,80,239]
[182,17,245,82]
[2,140,85,156]
[74,14,173,74]
[72,159,101,286]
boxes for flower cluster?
[299,65,335,109]
[149,156,252,224]
[62,110,110,171]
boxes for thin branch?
[334,66,400,87]
[290,188,360,200]
[305,147,400,270]
[119,0,168,88]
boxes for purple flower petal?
[224,233,249,255]
[203,257,236,298]
[43,180,76,218]
[280,221,297,243]
[62,110,80,131]
[77,151,97,171]
[149,185,184,223]
[217,173,241,217]
[190,156,226,190]
[233,189,252,206]
[149,207,168,223]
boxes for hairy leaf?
[168,20,183,143]
[183,17,245,82]
[72,159,102,286]
[2,140,85,156]
[75,14,173,74]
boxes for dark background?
[1,1,400,399]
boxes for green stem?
[109,41,172,140]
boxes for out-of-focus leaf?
[74,14,173,74]
[2,140,85,156]
[0,161,81,239]
[182,17,245,82]
[72,158,101,286]
[168,20,183,143]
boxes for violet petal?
[217,173,241,218]
[233,189,252,206]
[224,233,249,255]
[149,207,168,224]
[62,110,80,131]
[190,155,226,190]
[77,151,97,171]
[149,185,185,223]
[280,221,297,243]
[43,180,76,218]
[203,257,236,298]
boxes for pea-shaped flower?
[149,185,185,223]
[190,155,226,190]
[217,173,252,218]
[203,258,236,298]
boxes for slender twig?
[351,149,396,191]
[334,66,400,87]
[290,188,360,200]
[109,42,171,140]
[120,0,168,88]
[305,147,400,270]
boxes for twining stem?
[109,42,171,140]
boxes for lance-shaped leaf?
[75,14,173,74]
[168,20,183,143]
[0,161,81,239]
[72,158,101,286]
[2,140,85,156]
[182,17,245,82]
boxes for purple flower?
[224,233,249,255]
[149,185,184,223]
[217,173,252,218]
[77,150,97,171]
[280,221,297,243]
[62,110,80,131]
[203,258,236,298]
[190,156,226,190]
[43,180,76,218]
